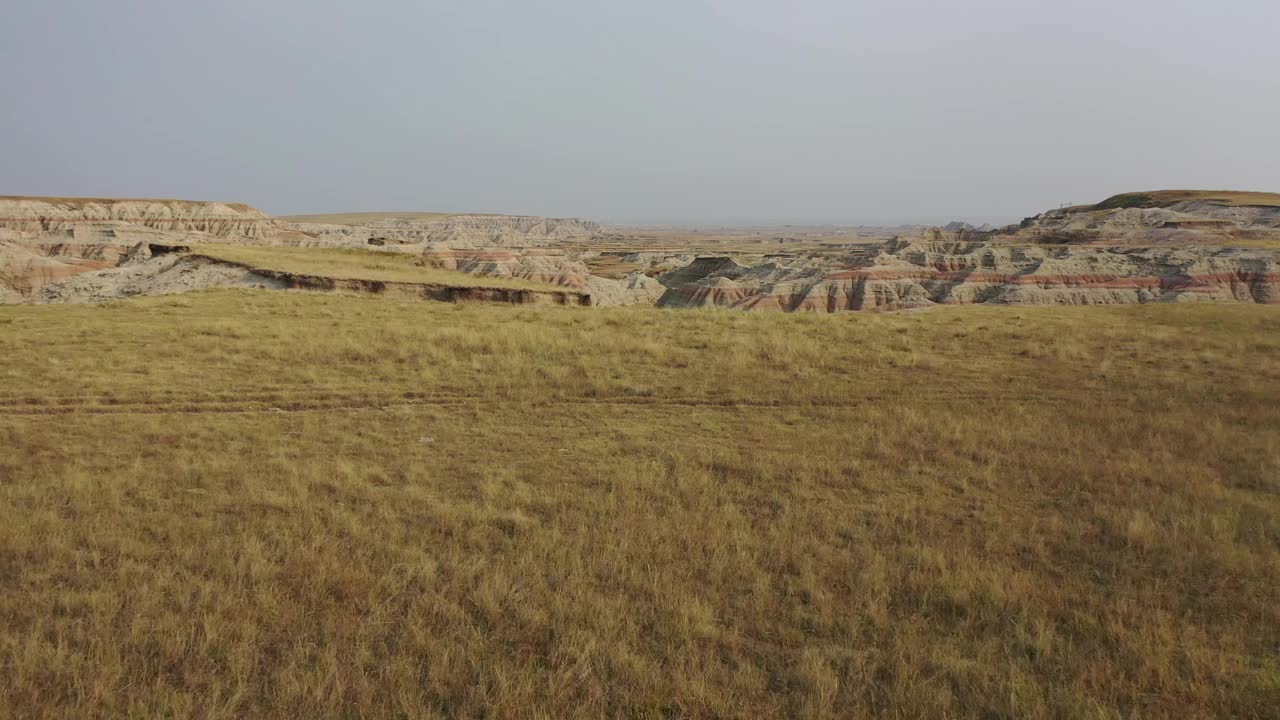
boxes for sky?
[2,0,1278,225]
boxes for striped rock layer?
[655,242,1280,311]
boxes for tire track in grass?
[0,388,1122,416]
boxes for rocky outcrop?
[30,254,286,304]
[0,240,123,296]
[583,273,666,307]
[420,245,663,306]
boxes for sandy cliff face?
[1,242,166,299]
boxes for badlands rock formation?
[0,197,634,303]
[0,196,282,239]
[275,211,657,305]
[419,246,664,306]
[652,192,1280,310]
[2,191,1278,311]
[655,240,1279,311]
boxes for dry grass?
[1,293,1278,718]
[189,244,562,291]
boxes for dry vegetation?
[189,244,561,291]
[1,292,1278,718]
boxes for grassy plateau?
[1090,190,1280,211]
[1,292,1278,718]
[188,244,562,291]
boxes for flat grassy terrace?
[188,244,562,291]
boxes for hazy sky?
[3,1,1278,225]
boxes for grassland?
[1,292,1278,718]
[188,244,562,291]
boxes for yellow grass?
[1,293,1278,718]
[189,244,563,291]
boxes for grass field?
[1,292,1278,718]
[188,244,561,291]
